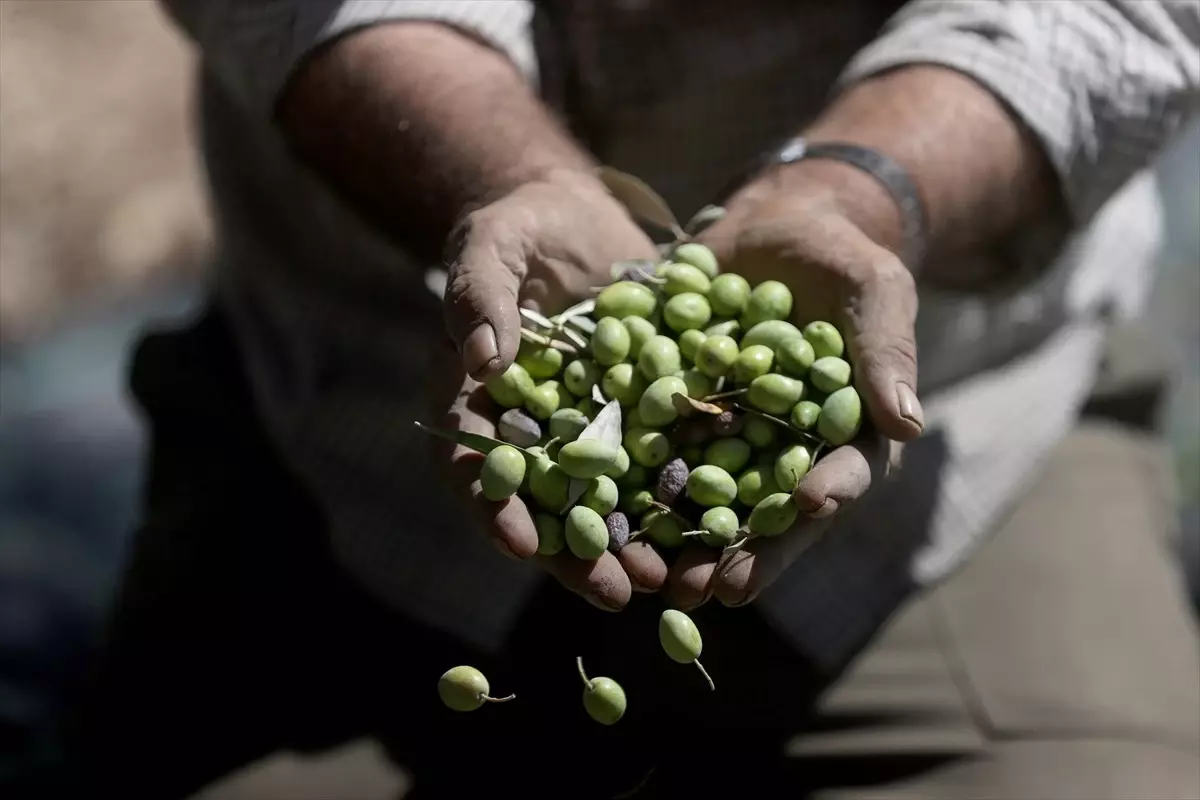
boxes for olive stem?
[482,693,517,703]
[576,656,591,687]
[519,327,579,354]
[693,659,715,692]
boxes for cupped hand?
[434,172,670,611]
[666,182,925,610]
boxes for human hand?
[434,172,671,610]
[666,165,926,609]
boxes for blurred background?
[0,0,1196,792]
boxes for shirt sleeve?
[158,0,538,117]
[837,0,1200,227]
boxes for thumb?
[443,221,525,382]
[846,251,924,442]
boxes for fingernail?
[794,490,824,515]
[586,594,621,613]
[493,539,518,560]
[809,498,839,518]
[897,383,925,432]
[464,325,500,378]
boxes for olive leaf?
[591,384,607,405]
[566,315,597,335]
[555,298,596,321]
[520,327,579,354]
[598,166,683,238]
[412,421,538,460]
[702,388,748,403]
[683,204,726,236]
[519,307,556,330]
[557,325,589,350]
[672,392,724,418]
[576,399,623,451]
[564,479,590,512]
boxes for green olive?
[734,344,775,385]
[686,464,738,507]
[595,281,657,320]
[516,339,564,379]
[642,509,685,548]
[622,316,658,360]
[663,292,713,333]
[565,506,610,560]
[708,273,751,317]
[485,362,535,408]
[803,321,845,360]
[592,317,632,366]
[809,356,852,394]
[638,335,683,381]
[659,609,703,663]
[558,439,620,480]
[741,415,778,449]
[678,328,708,362]
[695,335,739,378]
[790,400,822,431]
[698,506,740,548]
[618,463,650,491]
[549,408,589,443]
[563,359,600,397]
[678,444,705,469]
[624,407,645,430]
[774,444,813,491]
[577,658,626,725]
[624,488,655,516]
[671,242,720,279]
[624,426,671,468]
[736,464,782,507]
[748,492,798,537]
[776,337,816,376]
[638,376,688,428]
[818,386,863,446]
[602,363,648,407]
[480,445,526,501]
[605,446,631,480]
[525,380,567,420]
[703,438,752,474]
[663,263,712,296]
[747,374,806,416]
[581,475,620,517]
[681,368,714,399]
[534,513,565,555]
[740,319,804,353]
[529,455,569,511]
[704,318,741,339]
[438,665,511,711]
[740,280,793,329]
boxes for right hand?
[433,171,670,611]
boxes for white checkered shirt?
[160,0,1199,669]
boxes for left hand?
[666,166,925,609]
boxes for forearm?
[277,22,595,261]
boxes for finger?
[842,254,924,441]
[616,541,669,594]
[664,542,720,610]
[443,215,526,382]
[538,550,632,612]
[711,516,834,608]
[792,434,888,518]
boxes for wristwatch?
[715,136,928,269]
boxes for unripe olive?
[790,400,821,431]
[549,408,589,443]
[534,513,566,555]
[575,397,598,417]
[748,492,798,537]
[740,280,793,329]
[734,344,775,385]
[642,509,685,548]
[622,316,658,360]
[663,263,712,296]
[558,439,620,480]
[529,455,569,511]
[497,407,542,447]
[566,505,610,560]
[803,320,845,359]
[602,363,648,407]
[681,368,714,399]
[776,336,816,377]
[737,464,782,507]
[617,462,649,491]
[579,658,627,726]
[678,444,705,468]
[595,281,657,320]
[624,488,655,516]
[485,362,535,408]
[698,506,740,548]
[704,318,741,339]
[517,340,564,379]
[703,437,752,474]
[747,374,806,416]
[624,427,671,468]
[741,415,778,449]
[638,335,683,381]
[659,609,703,663]
[740,319,804,353]
[582,474,619,516]
[810,356,852,394]
[663,292,712,333]
[678,328,708,362]
[480,445,526,501]
[708,273,750,317]
[686,464,738,507]
[774,444,812,491]
[818,386,863,446]
[592,317,631,366]
[605,446,631,480]
[525,380,568,420]
[438,666,499,712]
[625,407,645,430]
[695,335,739,378]
[639,376,688,428]
[672,242,719,279]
